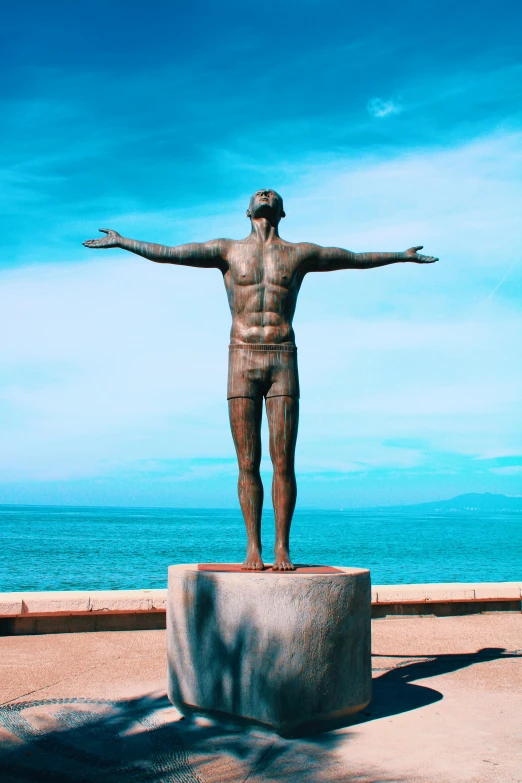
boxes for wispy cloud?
[490,466,522,476]
[367,97,403,118]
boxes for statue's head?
[247,190,285,223]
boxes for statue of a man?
[84,189,437,571]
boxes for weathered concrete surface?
[167,564,371,736]
[0,614,520,782]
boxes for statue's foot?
[241,548,265,571]
[272,548,296,571]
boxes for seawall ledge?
[373,582,522,604]
[0,589,167,616]
[0,581,520,635]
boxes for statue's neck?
[250,218,280,243]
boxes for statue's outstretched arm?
[83,229,228,271]
[304,244,438,272]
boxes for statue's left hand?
[83,228,122,249]
[404,246,438,264]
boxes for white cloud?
[367,97,403,118]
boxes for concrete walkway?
[0,614,520,782]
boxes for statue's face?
[247,190,285,221]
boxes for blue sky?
[1,0,521,507]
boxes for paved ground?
[0,614,520,783]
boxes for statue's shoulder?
[208,237,235,246]
[206,238,238,256]
[285,240,321,258]
[278,238,311,252]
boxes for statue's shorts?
[227,344,299,400]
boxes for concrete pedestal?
[167,564,371,737]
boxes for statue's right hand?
[83,228,122,249]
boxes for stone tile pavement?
[0,614,521,782]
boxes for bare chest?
[227,244,300,289]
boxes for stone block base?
[167,564,371,737]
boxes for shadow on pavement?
[353,646,520,724]
[0,694,390,783]
[1,648,518,781]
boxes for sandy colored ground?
[0,613,521,782]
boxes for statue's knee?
[273,461,295,481]
[239,460,260,479]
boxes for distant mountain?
[390,492,522,512]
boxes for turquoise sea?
[0,505,520,591]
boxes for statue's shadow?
[350,646,516,725]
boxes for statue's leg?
[228,396,264,570]
[266,395,299,571]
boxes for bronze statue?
[84,190,437,571]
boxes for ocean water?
[0,505,520,591]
